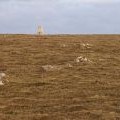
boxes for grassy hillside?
[0,34,120,120]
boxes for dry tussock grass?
[0,34,120,120]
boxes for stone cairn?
[37,26,44,35]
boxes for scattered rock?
[65,63,73,68]
[81,43,93,48]
[41,63,73,72]
[75,56,92,63]
[62,44,66,47]
[41,65,62,72]
[0,73,6,85]
[91,95,100,99]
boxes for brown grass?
[0,34,120,120]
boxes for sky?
[0,0,120,34]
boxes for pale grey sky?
[0,0,120,34]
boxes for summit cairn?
[37,26,44,35]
